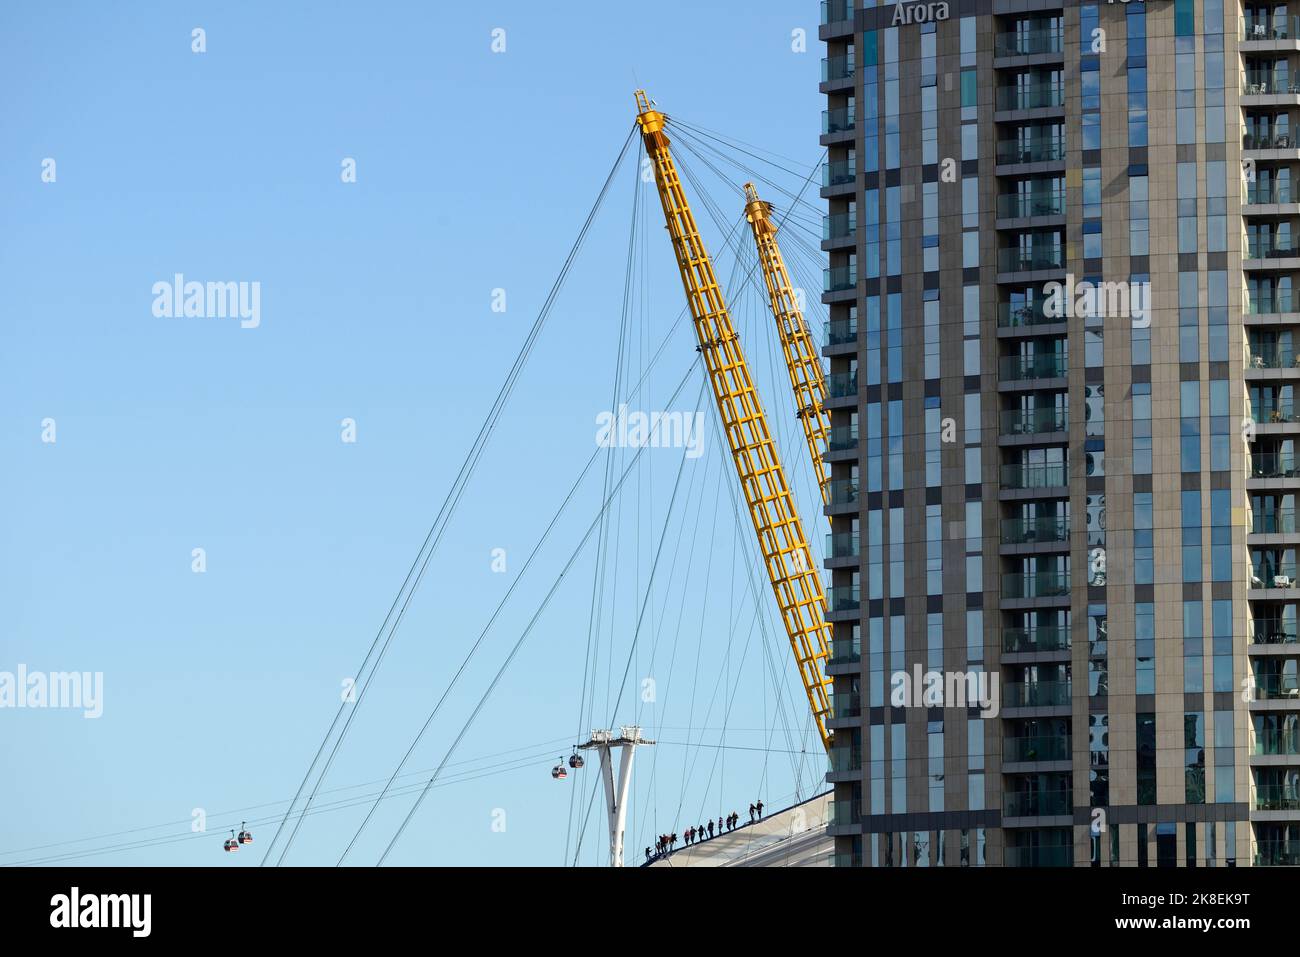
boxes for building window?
[1137,712,1157,805]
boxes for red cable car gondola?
[223,829,239,852]
[551,757,567,780]
[237,821,253,845]
[568,749,584,770]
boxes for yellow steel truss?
[634,91,832,751]
[743,182,832,514]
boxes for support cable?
[263,125,639,866]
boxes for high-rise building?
[820,0,1300,866]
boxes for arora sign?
[892,0,950,24]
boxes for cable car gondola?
[551,757,567,780]
[568,749,584,770]
[223,829,239,852]
[237,821,253,845]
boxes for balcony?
[1255,729,1300,754]
[1001,407,1068,437]
[1248,295,1295,315]
[1252,400,1300,424]
[823,159,855,189]
[824,265,856,293]
[1251,453,1300,478]
[1001,462,1068,490]
[1243,16,1300,41]
[1004,845,1073,866]
[827,423,858,452]
[829,636,861,665]
[1249,348,1300,370]
[1243,77,1300,96]
[996,138,1066,165]
[994,29,1064,58]
[828,799,861,829]
[1245,184,1295,205]
[1243,132,1295,150]
[999,245,1065,273]
[996,191,1066,219]
[1254,675,1300,700]
[995,82,1065,111]
[1254,509,1298,534]
[823,212,856,242]
[1002,571,1070,600]
[822,106,856,136]
[1253,622,1299,644]
[1246,240,1300,260]
[1000,353,1067,382]
[826,585,861,613]
[1002,515,1070,546]
[1004,734,1071,763]
[827,532,860,559]
[827,746,862,773]
[826,371,858,400]
[1255,785,1300,811]
[830,692,862,720]
[1004,790,1072,817]
[1251,564,1299,588]
[821,0,853,26]
[827,317,858,346]
[822,55,856,83]
[1004,680,1072,708]
[828,478,859,506]
[1002,625,1070,653]
[1254,841,1300,866]
[997,302,1059,329]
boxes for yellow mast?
[743,182,832,516]
[634,91,832,751]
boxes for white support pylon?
[577,726,654,867]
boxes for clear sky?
[0,1,832,866]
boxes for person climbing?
[756,800,764,819]
[748,803,756,824]
[707,820,715,839]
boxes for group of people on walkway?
[645,801,765,862]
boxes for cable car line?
[5,746,566,867]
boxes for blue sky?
[0,1,831,866]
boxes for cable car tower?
[578,726,654,867]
